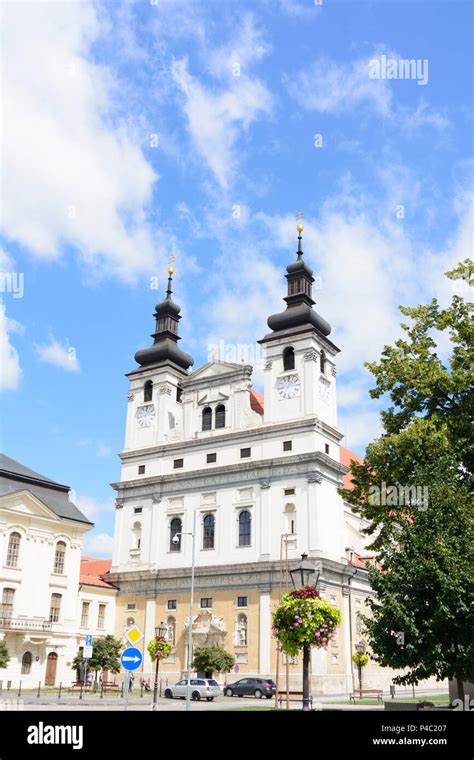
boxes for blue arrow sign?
[85,635,93,647]
[120,647,142,671]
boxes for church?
[107,227,392,693]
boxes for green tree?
[0,640,10,668]
[341,260,474,699]
[191,646,234,678]
[72,635,122,684]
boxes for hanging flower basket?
[147,637,172,662]
[352,651,369,667]
[272,586,341,656]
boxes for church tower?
[258,222,339,429]
[123,265,194,452]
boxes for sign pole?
[124,671,129,712]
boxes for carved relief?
[264,359,272,370]
[307,473,323,484]
[158,384,172,395]
[183,610,227,647]
[304,349,318,363]
[127,392,135,402]
[330,365,337,377]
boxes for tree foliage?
[340,261,474,697]
[0,640,10,668]
[191,646,234,677]
[72,635,122,675]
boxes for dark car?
[224,678,276,699]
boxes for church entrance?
[45,652,58,686]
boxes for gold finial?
[296,210,304,233]
[168,255,175,276]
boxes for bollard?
[58,682,62,699]
[18,681,22,698]
[140,681,143,698]
[79,682,83,700]
[159,678,162,698]
[121,681,124,698]
[0,680,2,695]
[100,682,104,699]
[37,681,41,698]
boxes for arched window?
[6,531,21,568]
[49,593,62,622]
[53,541,66,574]
[235,613,248,646]
[131,522,142,550]
[21,651,32,675]
[215,404,226,429]
[238,510,251,547]
[203,514,215,550]
[202,406,212,431]
[283,347,295,371]
[167,616,176,646]
[284,503,296,535]
[176,386,182,403]
[320,350,326,374]
[170,517,182,552]
[1,587,15,620]
[144,380,153,402]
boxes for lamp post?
[355,640,366,692]
[152,621,168,711]
[289,553,319,712]
[172,509,197,712]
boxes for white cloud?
[36,335,81,373]
[0,304,22,390]
[1,1,163,282]
[172,16,272,189]
[83,531,114,558]
[75,494,114,522]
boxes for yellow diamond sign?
[125,625,143,646]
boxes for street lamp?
[151,621,168,711]
[355,640,366,692]
[171,509,197,712]
[289,554,320,712]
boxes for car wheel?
[254,689,263,699]
[192,691,201,701]
[206,697,214,701]
[164,689,172,699]
[265,695,272,699]
[238,694,243,697]
[225,688,233,697]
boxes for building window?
[170,517,182,551]
[203,514,215,550]
[131,522,142,550]
[134,507,142,514]
[215,404,226,429]
[138,465,146,475]
[1,587,15,620]
[237,596,248,607]
[21,651,32,675]
[320,350,326,374]
[81,602,90,628]
[53,541,66,574]
[144,380,153,402]
[240,448,251,459]
[176,386,183,403]
[235,613,248,646]
[97,604,106,629]
[325,444,330,455]
[49,593,62,623]
[284,488,295,496]
[6,531,21,568]
[167,616,176,646]
[238,510,251,546]
[200,598,212,608]
[206,453,217,464]
[173,458,183,469]
[167,599,177,610]
[283,440,292,452]
[126,603,136,610]
[283,346,295,371]
[284,503,296,535]
[202,406,212,431]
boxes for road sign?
[124,624,143,646]
[83,646,93,658]
[120,647,142,671]
[85,635,93,647]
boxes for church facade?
[107,231,399,693]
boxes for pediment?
[0,489,61,521]
[187,361,249,381]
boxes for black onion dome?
[267,303,331,336]
[135,339,194,370]
[154,297,181,317]
[286,257,313,276]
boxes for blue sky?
[1,0,472,556]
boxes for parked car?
[164,678,220,701]
[224,678,276,699]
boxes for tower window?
[173,459,184,469]
[284,488,295,496]
[283,440,292,452]
[320,350,326,374]
[240,448,251,459]
[283,346,295,371]
[207,453,217,463]
[138,465,145,475]
[176,386,183,403]
[325,444,330,455]
[144,380,153,402]
[202,406,212,431]
[215,404,226,429]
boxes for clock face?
[277,374,300,400]
[318,378,331,405]
[136,404,155,428]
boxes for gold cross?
[168,255,175,275]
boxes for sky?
[1,0,472,557]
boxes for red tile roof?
[249,388,264,415]
[80,557,115,589]
[340,445,364,490]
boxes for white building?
[0,455,116,688]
